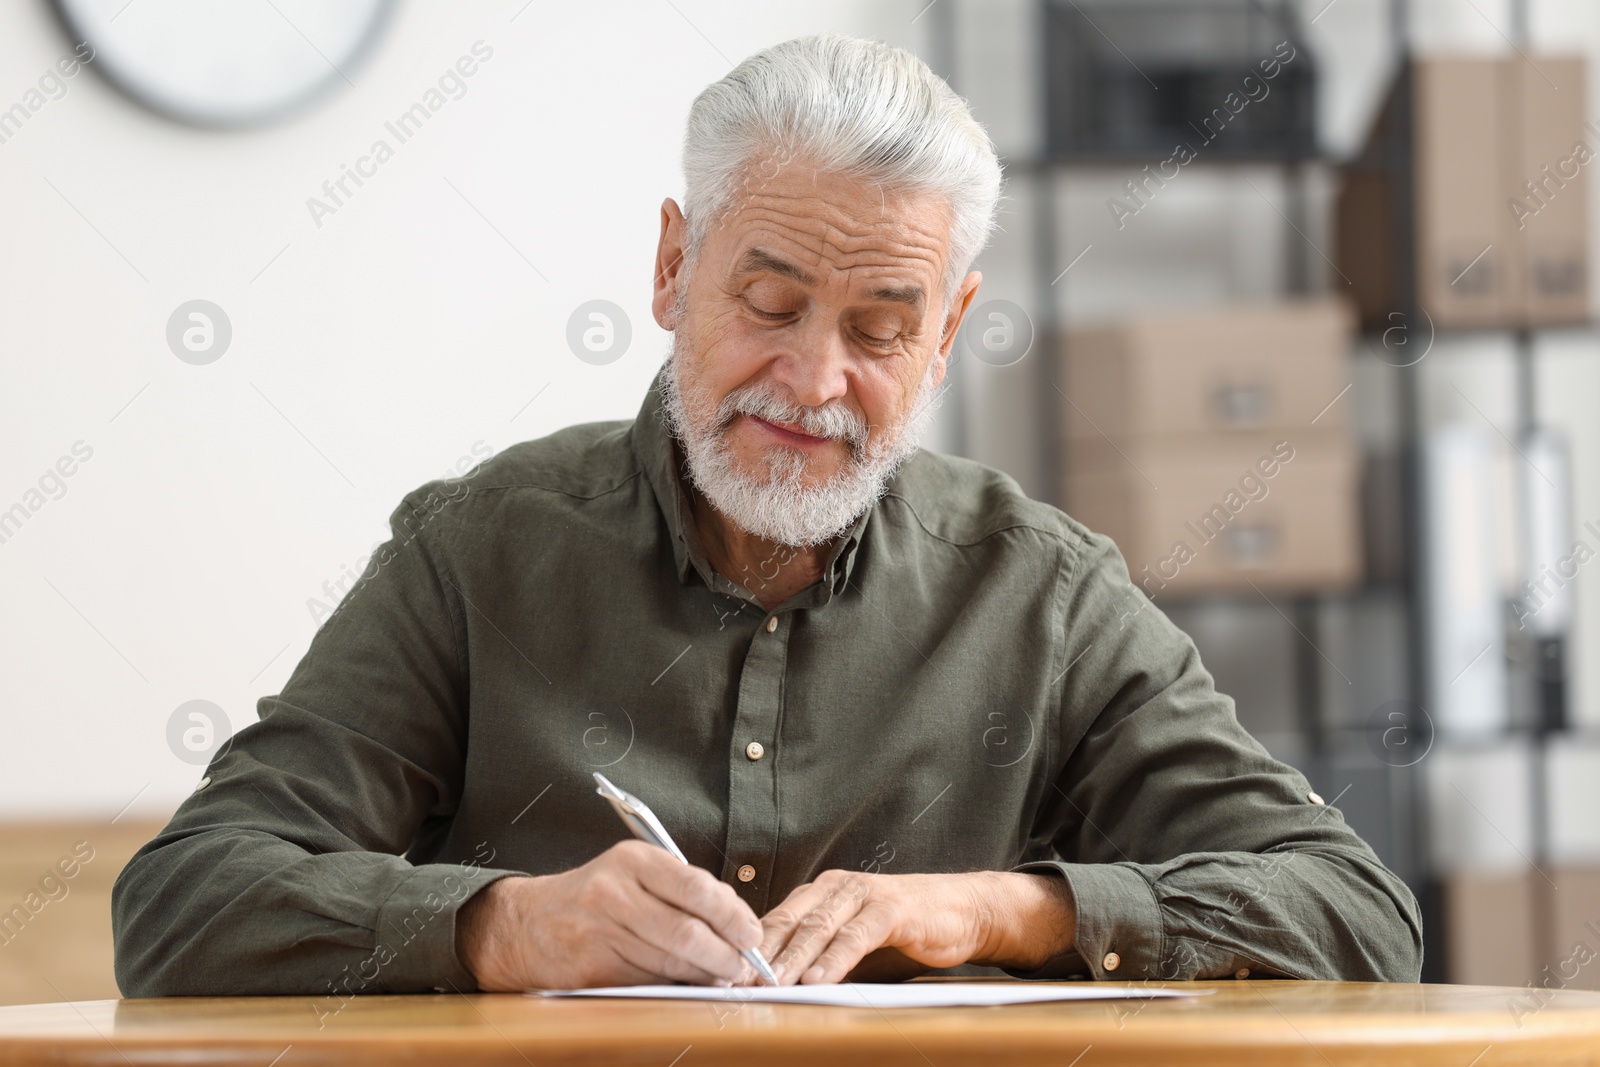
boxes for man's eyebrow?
[735,247,926,310]
[734,248,815,286]
[866,281,925,310]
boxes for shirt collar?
[630,364,871,607]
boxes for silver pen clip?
[593,772,689,863]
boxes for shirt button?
[194,776,211,792]
[764,616,778,633]
[1102,952,1120,972]
[745,741,765,761]
[737,864,756,882]
[1235,968,1251,979]
[1308,790,1325,805]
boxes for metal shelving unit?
[1018,0,1436,974]
[932,0,1591,985]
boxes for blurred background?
[1,0,1596,1004]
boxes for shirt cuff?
[1003,861,1164,980]
[372,862,522,993]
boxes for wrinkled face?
[657,158,978,546]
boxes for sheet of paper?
[533,982,1208,1008]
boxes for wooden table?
[1,980,1597,1066]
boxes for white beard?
[658,336,944,548]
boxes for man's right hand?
[456,840,764,990]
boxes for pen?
[592,771,780,986]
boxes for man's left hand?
[753,870,1076,985]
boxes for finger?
[761,872,872,959]
[768,877,869,983]
[617,884,750,983]
[799,902,894,984]
[758,882,835,960]
[628,846,762,953]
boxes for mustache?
[715,383,871,451]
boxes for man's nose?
[768,318,850,409]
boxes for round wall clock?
[51,0,395,127]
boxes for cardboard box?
[1336,167,1397,331]
[1443,868,1600,992]
[1442,870,1540,987]
[1507,56,1590,326]
[1414,58,1518,328]
[1338,55,1591,331]
[1063,432,1362,595]
[1546,869,1600,993]
[1059,298,1355,442]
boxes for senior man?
[114,34,1421,997]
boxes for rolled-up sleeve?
[1006,530,1423,983]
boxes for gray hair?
[679,33,1003,309]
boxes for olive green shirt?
[112,370,1422,998]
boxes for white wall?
[0,0,934,817]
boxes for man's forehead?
[717,180,950,304]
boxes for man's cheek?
[703,310,778,371]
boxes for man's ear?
[653,199,689,330]
[932,271,983,389]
